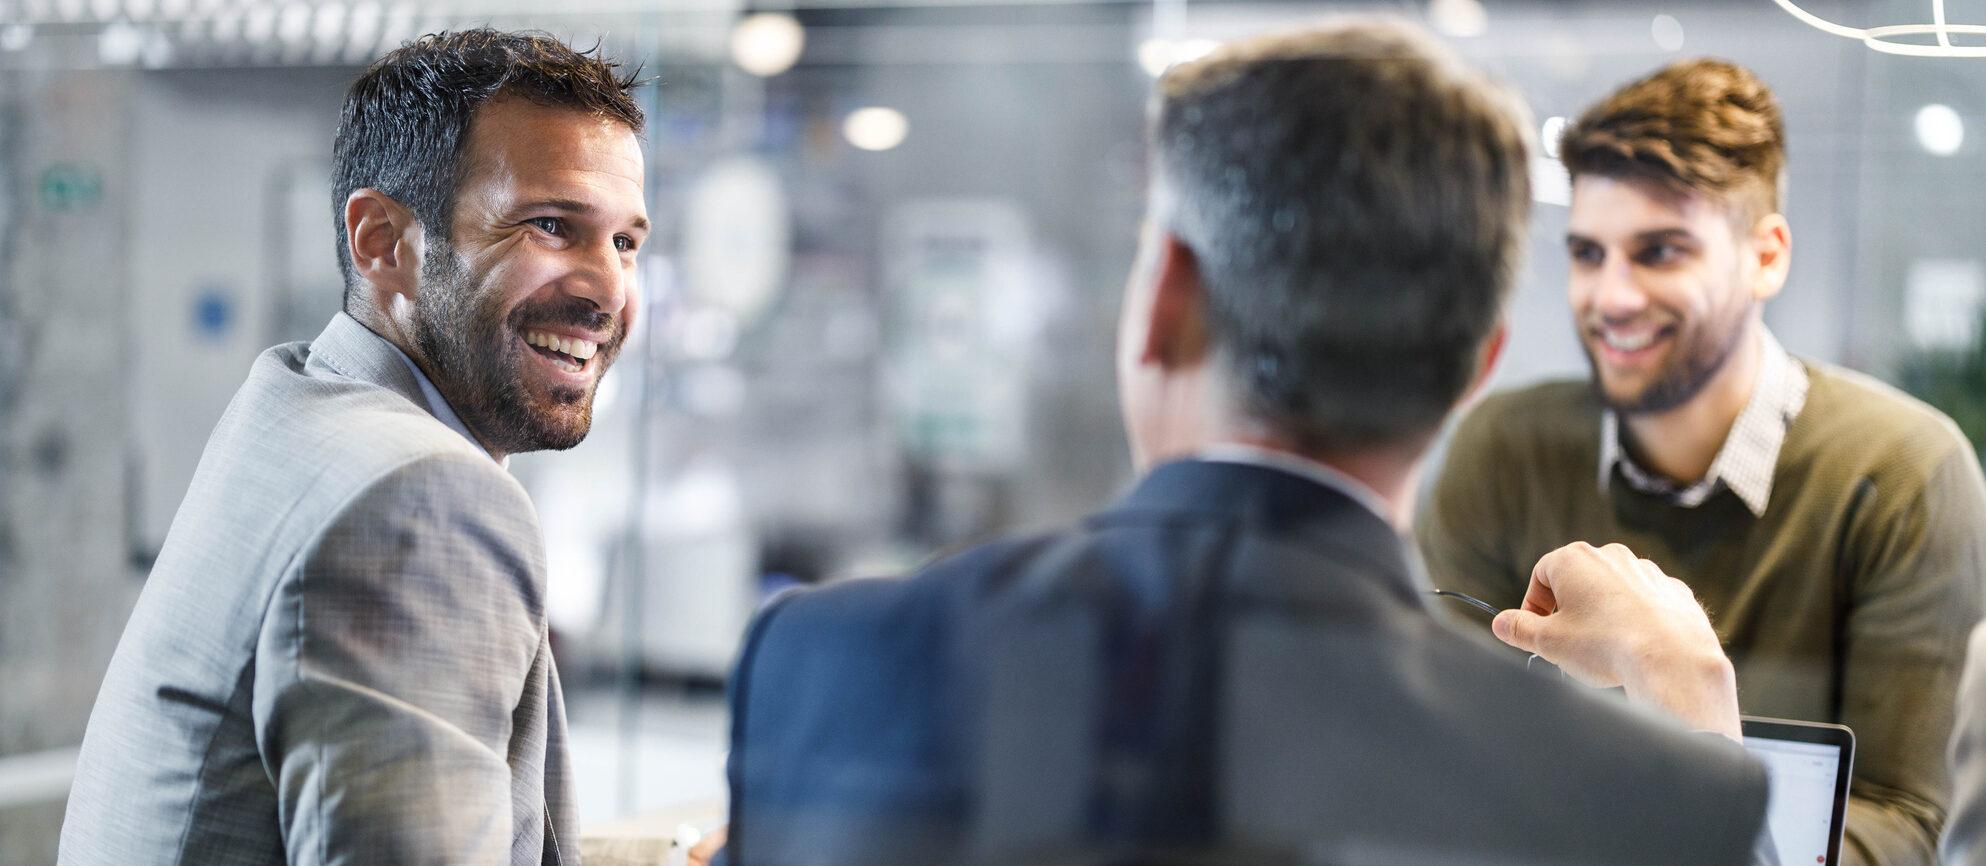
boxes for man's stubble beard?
[411,240,622,455]
[1586,275,1756,417]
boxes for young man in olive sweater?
[1418,58,1986,866]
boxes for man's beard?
[411,242,624,455]
[1584,298,1753,416]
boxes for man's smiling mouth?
[1588,321,1676,364]
[522,329,599,374]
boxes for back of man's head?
[1558,57,1785,228]
[1150,20,1531,453]
[331,29,644,306]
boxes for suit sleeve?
[252,453,547,865]
[720,586,808,866]
[1416,401,1529,610]
[1838,444,1986,866]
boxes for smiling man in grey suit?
[60,30,649,865]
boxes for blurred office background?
[1,0,1983,860]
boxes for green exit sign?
[38,164,103,212]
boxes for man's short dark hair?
[1152,20,1531,451]
[1558,58,1785,229]
[331,29,644,305]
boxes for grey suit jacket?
[61,313,575,865]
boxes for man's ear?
[1748,212,1791,302]
[1139,233,1211,369]
[344,188,423,304]
[1461,320,1507,405]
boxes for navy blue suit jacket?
[723,459,1770,865]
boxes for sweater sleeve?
[1836,443,1986,866]
[1940,624,1986,866]
[1417,400,1530,611]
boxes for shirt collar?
[1197,443,1397,528]
[348,324,505,466]
[1598,330,1807,516]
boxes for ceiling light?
[1137,37,1171,77]
[1540,116,1567,160]
[0,25,33,52]
[346,2,380,55]
[1174,38,1217,63]
[1429,0,1488,39]
[1651,14,1685,51]
[98,21,144,64]
[1917,104,1965,155]
[211,10,240,42]
[843,106,908,152]
[243,4,276,44]
[1773,0,1986,58]
[277,2,310,45]
[1137,36,1219,77]
[730,12,804,77]
[312,3,346,45]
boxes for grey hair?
[1150,19,1533,451]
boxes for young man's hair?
[1150,20,1532,452]
[330,29,644,306]
[1558,57,1785,228]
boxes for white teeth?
[523,330,600,363]
[1602,330,1656,352]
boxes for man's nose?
[563,239,629,318]
[1591,255,1649,319]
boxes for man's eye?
[529,217,564,235]
[614,235,636,253]
[1637,243,1684,266]
[1568,243,1603,266]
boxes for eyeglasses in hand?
[1428,588,1562,677]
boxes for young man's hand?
[1491,542,1742,740]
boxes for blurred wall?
[0,67,137,862]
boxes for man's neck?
[1618,326,1763,485]
[347,307,510,463]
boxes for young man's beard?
[1587,298,1754,416]
[412,242,622,455]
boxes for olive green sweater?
[1418,362,1986,866]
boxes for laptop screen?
[1743,733,1845,864]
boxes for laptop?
[1742,716,1854,865]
